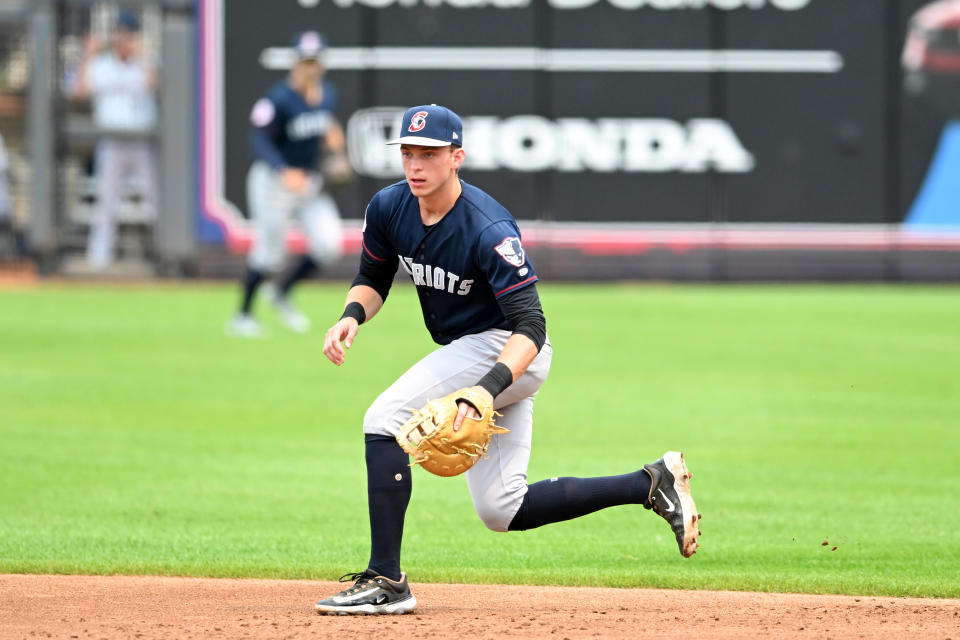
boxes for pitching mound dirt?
[2,574,958,640]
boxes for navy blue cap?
[116,10,140,32]
[291,31,326,60]
[387,104,463,148]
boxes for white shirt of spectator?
[88,52,156,132]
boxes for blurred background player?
[73,11,158,270]
[229,31,348,337]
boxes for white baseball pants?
[246,161,343,272]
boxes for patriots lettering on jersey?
[287,111,334,140]
[399,256,473,295]
[494,236,526,267]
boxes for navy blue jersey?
[361,180,538,345]
[249,81,337,170]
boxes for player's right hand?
[281,168,309,194]
[323,318,359,366]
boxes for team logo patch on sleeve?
[495,237,526,267]
[408,111,429,132]
[250,98,275,127]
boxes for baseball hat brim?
[386,136,457,147]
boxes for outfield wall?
[196,0,960,280]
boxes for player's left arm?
[454,284,547,429]
[490,282,546,380]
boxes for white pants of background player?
[246,160,343,272]
[363,328,553,533]
[86,139,156,268]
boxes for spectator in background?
[73,11,157,269]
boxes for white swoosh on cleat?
[333,587,380,604]
[658,488,676,513]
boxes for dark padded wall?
[217,0,946,228]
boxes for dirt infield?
[1,575,958,640]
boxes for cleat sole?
[315,595,417,616]
[662,451,700,558]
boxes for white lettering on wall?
[346,108,756,177]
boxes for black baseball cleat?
[643,451,701,558]
[314,570,417,615]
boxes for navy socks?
[277,255,318,297]
[239,256,317,316]
[239,267,264,315]
[508,470,651,531]
[364,434,411,582]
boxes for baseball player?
[314,105,701,615]
[229,31,347,337]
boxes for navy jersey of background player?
[249,80,337,170]
[362,180,538,345]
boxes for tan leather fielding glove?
[395,387,509,477]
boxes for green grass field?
[1,282,958,597]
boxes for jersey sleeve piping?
[361,239,386,262]
[495,276,539,298]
